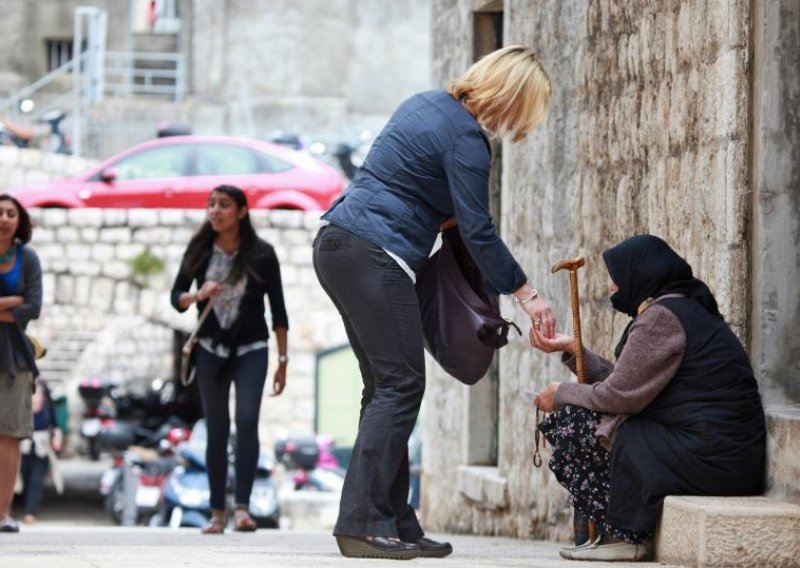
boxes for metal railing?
[0,53,87,117]
[105,51,185,102]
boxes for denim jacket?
[322,90,527,295]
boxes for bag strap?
[188,299,215,341]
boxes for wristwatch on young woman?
[278,354,289,364]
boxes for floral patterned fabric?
[538,405,654,544]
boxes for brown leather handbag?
[415,228,520,385]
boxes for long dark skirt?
[539,405,654,544]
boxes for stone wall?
[18,205,348,450]
[0,146,97,189]
[424,0,791,542]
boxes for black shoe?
[414,537,453,558]
[335,535,421,560]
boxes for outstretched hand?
[529,326,575,355]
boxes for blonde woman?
[313,45,554,560]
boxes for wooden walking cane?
[551,255,598,544]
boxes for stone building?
[0,0,431,157]
[423,0,799,544]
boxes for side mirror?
[100,167,117,183]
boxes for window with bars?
[44,38,74,72]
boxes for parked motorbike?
[78,378,115,461]
[274,434,345,492]
[99,422,190,525]
[0,109,71,154]
[37,109,71,155]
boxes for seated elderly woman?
[531,234,766,562]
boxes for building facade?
[422,0,800,540]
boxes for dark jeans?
[313,224,424,541]
[194,346,269,511]
[20,449,49,515]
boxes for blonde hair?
[447,45,551,142]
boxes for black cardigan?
[170,239,289,349]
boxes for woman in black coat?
[532,235,766,561]
[171,185,289,534]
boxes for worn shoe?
[559,535,649,561]
[233,509,257,532]
[201,516,226,534]
[0,516,20,533]
[335,535,422,560]
[415,536,453,558]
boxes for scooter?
[78,378,115,461]
[274,435,346,492]
[99,423,190,525]
[37,109,71,155]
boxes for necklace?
[0,244,15,264]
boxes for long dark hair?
[182,185,262,283]
[0,193,32,244]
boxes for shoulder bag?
[180,300,215,386]
[415,228,520,385]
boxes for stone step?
[655,495,800,567]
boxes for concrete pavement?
[0,525,686,567]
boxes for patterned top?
[204,244,247,329]
[198,245,267,358]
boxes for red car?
[9,136,346,210]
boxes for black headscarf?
[602,234,722,358]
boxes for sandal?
[233,508,257,532]
[201,511,226,535]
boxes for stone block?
[18,148,41,169]
[267,209,305,229]
[158,209,186,226]
[282,229,312,246]
[68,208,104,227]
[42,208,67,226]
[765,406,800,505]
[0,146,19,166]
[74,276,91,305]
[100,227,132,243]
[81,227,99,242]
[70,260,101,277]
[128,209,159,227]
[31,228,55,244]
[23,170,48,184]
[655,496,800,567]
[133,227,171,245]
[103,209,128,226]
[115,243,145,260]
[56,226,80,242]
[458,466,508,509]
[65,156,96,176]
[41,273,55,305]
[3,168,24,188]
[42,153,69,174]
[102,260,131,280]
[89,278,115,312]
[290,245,312,266]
